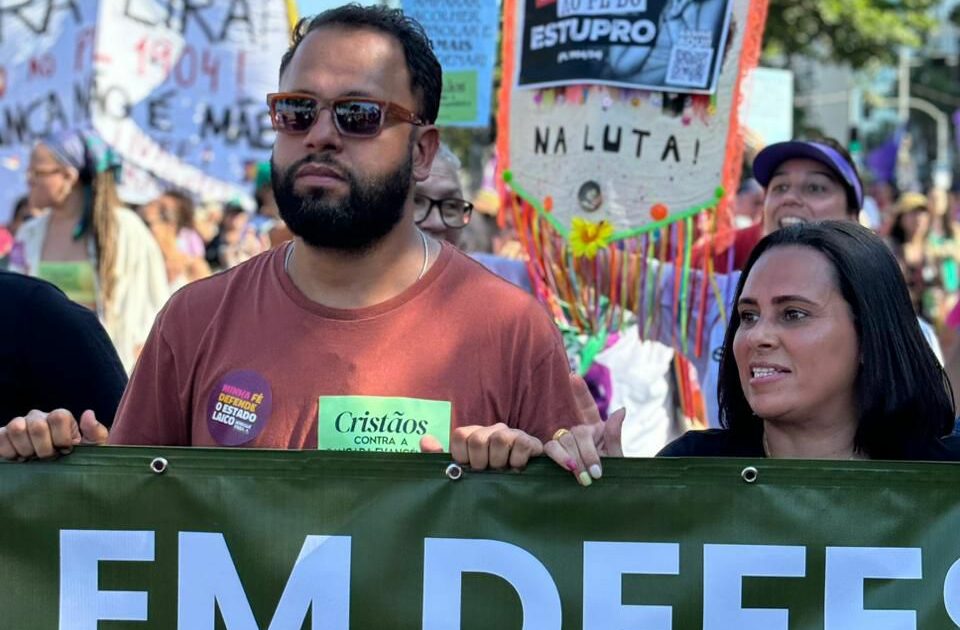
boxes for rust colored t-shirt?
[110,242,577,448]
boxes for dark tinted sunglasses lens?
[272,96,318,133]
[334,100,384,136]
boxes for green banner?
[4,448,960,629]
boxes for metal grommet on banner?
[741,466,758,484]
[150,457,169,475]
[445,463,464,481]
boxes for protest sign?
[92,0,293,203]
[494,0,767,357]
[0,0,295,218]
[503,0,758,236]
[741,67,794,145]
[0,1,98,222]
[517,0,734,94]
[403,0,500,127]
[4,450,960,628]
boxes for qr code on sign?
[666,47,714,88]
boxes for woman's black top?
[658,428,960,461]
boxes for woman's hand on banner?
[543,374,625,486]
[0,409,108,461]
[436,423,544,471]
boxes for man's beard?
[271,151,412,252]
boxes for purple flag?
[866,130,901,184]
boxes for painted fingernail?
[578,471,593,487]
[565,458,578,472]
[589,464,603,480]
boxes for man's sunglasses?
[267,92,427,137]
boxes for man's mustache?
[289,154,350,176]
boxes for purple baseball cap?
[752,141,864,209]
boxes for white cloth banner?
[0,0,293,221]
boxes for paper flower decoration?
[570,217,614,259]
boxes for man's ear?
[412,125,440,183]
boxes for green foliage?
[763,0,939,68]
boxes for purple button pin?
[206,370,272,446]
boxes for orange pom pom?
[544,196,554,212]
[650,203,669,221]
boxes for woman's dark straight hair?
[717,221,955,458]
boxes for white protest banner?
[0,0,295,220]
[92,0,293,203]
[0,1,98,222]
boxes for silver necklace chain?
[415,228,429,281]
[284,230,430,281]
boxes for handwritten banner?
[0,0,294,219]
[505,0,755,233]
[92,0,292,202]
[0,1,98,222]
[4,450,960,628]
[403,0,500,127]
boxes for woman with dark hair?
[547,221,958,470]
[677,220,954,459]
[657,137,898,432]
[8,128,169,372]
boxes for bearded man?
[2,5,581,474]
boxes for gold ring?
[552,428,571,441]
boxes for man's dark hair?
[717,221,955,459]
[278,4,442,124]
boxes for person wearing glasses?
[8,128,169,373]
[412,143,473,245]
[413,144,535,292]
[2,6,580,469]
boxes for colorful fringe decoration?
[504,178,724,374]
[495,0,772,414]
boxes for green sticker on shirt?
[318,396,451,453]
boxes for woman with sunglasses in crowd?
[547,221,959,475]
[9,128,169,372]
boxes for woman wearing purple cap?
[544,140,951,483]
[9,128,169,372]
[753,138,864,231]
[685,138,882,428]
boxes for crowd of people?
[2,5,960,479]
